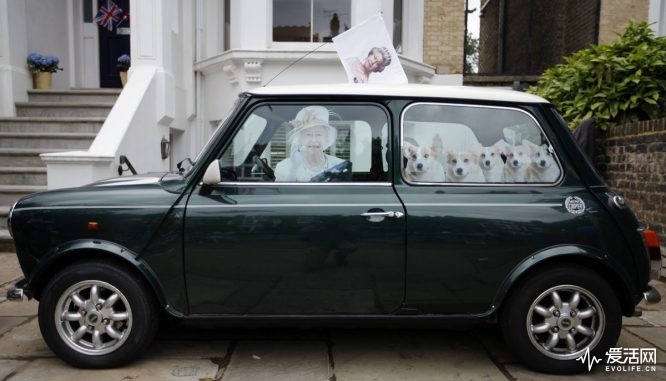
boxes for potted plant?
[117,54,130,86]
[27,53,63,89]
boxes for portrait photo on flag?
[95,0,126,32]
[333,13,407,84]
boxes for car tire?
[38,260,159,368]
[499,264,621,374]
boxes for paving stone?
[625,327,666,352]
[505,364,666,380]
[5,357,218,381]
[0,253,21,286]
[331,329,506,381]
[222,340,330,381]
[0,318,53,358]
[145,339,231,359]
[0,299,38,317]
[639,311,666,327]
[0,359,28,379]
[623,316,653,327]
[0,317,30,336]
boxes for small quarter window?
[401,104,561,184]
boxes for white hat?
[287,106,338,149]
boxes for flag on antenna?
[333,13,407,84]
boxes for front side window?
[218,103,389,183]
[401,104,561,184]
[273,0,351,42]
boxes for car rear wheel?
[38,260,159,368]
[500,264,621,374]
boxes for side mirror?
[203,160,221,185]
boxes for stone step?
[0,132,95,149]
[15,102,114,117]
[0,185,45,205]
[28,88,121,103]
[0,117,105,133]
[0,167,46,186]
[0,148,67,167]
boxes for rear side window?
[401,103,561,184]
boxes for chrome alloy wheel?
[526,284,605,360]
[54,280,133,355]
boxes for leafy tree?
[465,32,479,74]
[529,22,666,130]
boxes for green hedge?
[529,22,666,130]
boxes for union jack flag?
[94,0,125,32]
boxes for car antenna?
[263,42,329,87]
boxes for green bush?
[529,22,666,130]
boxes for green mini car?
[6,84,662,373]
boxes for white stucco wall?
[0,0,30,116]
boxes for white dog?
[524,140,560,182]
[402,135,445,182]
[445,150,485,183]
[470,140,508,182]
[502,143,533,182]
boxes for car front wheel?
[500,265,622,374]
[38,260,159,368]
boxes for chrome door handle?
[360,211,404,219]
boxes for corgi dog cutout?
[470,140,508,182]
[445,150,485,183]
[402,135,445,182]
[502,143,533,182]
[523,140,561,182]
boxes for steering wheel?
[253,155,275,181]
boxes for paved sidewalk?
[1,252,665,380]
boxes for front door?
[97,0,130,88]
[184,102,405,315]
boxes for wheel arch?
[26,239,167,308]
[493,245,637,317]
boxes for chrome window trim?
[203,181,393,187]
[399,102,564,187]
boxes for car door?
[183,102,406,315]
[395,102,576,314]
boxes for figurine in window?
[275,106,345,182]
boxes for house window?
[273,0,351,42]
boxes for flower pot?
[32,72,52,89]
[119,71,128,87]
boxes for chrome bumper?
[6,286,25,301]
[5,278,30,302]
[643,286,662,304]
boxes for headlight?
[7,201,16,238]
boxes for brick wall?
[598,0,649,44]
[595,118,666,246]
[423,0,465,74]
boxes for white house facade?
[1,0,449,189]
[1,0,665,189]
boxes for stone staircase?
[0,89,120,252]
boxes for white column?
[649,0,666,36]
[0,0,29,117]
[231,0,270,49]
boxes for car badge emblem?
[565,196,586,215]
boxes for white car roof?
[248,84,548,104]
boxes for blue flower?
[27,52,63,73]
[117,54,131,71]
